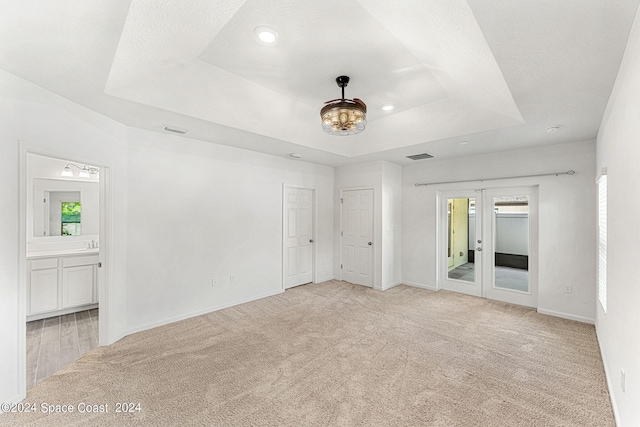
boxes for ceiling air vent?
[406,152,434,161]
[163,125,189,134]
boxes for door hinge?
[341,231,343,236]
[341,264,343,269]
[340,198,343,203]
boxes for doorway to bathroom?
[24,152,105,389]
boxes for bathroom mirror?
[32,178,99,238]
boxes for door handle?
[368,242,372,246]
[309,239,314,243]
[476,248,482,251]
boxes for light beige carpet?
[1,281,613,426]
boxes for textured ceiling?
[1,0,638,165]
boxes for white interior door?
[341,189,374,287]
[440,191,483,297]
[285,187,314,289]
[439,187,537,307]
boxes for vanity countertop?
[27,248,99,259]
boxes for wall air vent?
[406,152,434,161]
[163,125,189,134]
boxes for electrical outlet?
[230,274,235,284]
[212,277,217,287]
[621,369,625,392]
[564,285,572,294]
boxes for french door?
[439,187,538,307]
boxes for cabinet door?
[30,268,59,314]
[62,265,94,308]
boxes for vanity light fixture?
[61,163,99,178]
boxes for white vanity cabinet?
[62,265,95,308]
[29,258,59,314]
[27,253,99,320]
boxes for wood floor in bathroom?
[26,309,99,390]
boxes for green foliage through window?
[61,202,81,236]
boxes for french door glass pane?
[447,197,475,282]
[493,196,529,292]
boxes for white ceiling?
[1,0,638,166]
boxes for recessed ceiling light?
[255,26,278,44]
[546,126,560,133]
[382,105,394,111]
[459,140,469,145]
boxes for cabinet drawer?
[30,258,58,270]
[62,255,99,268]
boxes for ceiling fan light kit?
[321,76,367,136]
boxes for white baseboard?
[0,393,23,412]
[403,281,439,291]
[536,308,595,324]
[595,324,621,426]
[315,276,335,283]
[27,303,99,322]
[112,331,128,345]
[124,289,284,337]
[381,281,402,291]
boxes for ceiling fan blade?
[353,98,367,108]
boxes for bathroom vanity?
[27,251,99,321]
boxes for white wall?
[334,160,402,290]
[381,161,402,289]
[124,127,334,332]
[0,69,130,405]
[402,140,597,322]
[0,76,22,407]
[596,7,640,425]
[0,70,335,406]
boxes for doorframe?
[281,184,317,291]
[18,143,113,397]
[339,186,375,287]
